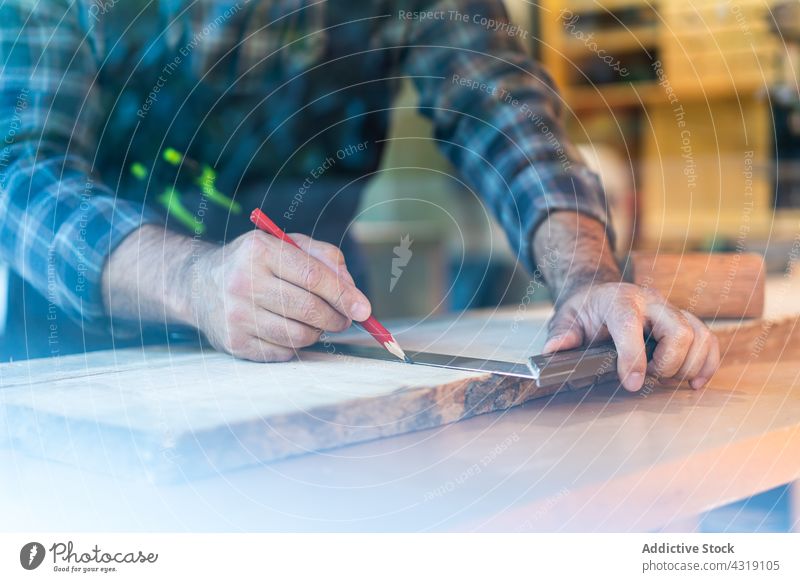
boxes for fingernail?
[543,338,559,352]
[690,377,707,390]
[625,372,644,392]
[350,299,370,321]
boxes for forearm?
[101,224,213,326]
[2,0,174,325]
[395,1,613,279]
[532,210,622,307]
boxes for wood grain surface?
[0,310,563,481]
[629,252,765,319]
[0,285,795,485]
[1,282,799,530]
[2,309,798,532]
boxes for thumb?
[543,310,584,354]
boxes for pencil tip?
[384,339,408,362]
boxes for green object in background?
[130,162,148,180]
[196,165,242,214]
[157,186,206,234]
[162,147,242,213]
[162,147,183,166]
[128,148,242,234]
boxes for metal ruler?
[307,338,656,388]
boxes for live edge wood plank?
[0,311,559,482]
[1,306,798,484]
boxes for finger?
[251,310,323,349]
[242,337,295,362]
[266,241,371,321]
[289,233,356,285]
[689,321,721,390]
[225,333,295,362]
[257,278,350,332]
[543,307,585,353]
[644,302,694,379]
[673,311,713,386]
[605,304,647,392]
[691,337,720,390]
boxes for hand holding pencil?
[183,207,392,362]
[250,209,407,361]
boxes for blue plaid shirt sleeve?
[0,0,162,326]
[389,0,614,270]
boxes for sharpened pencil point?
[383,339,407,362]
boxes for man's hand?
[190,230,371,361]
[542,282,720,392]
[533,211,720,392]
[102,225,371,362]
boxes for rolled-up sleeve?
[387,0,614,271]
[0,0,161,326]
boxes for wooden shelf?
[564,82,659,110]
[565,77,769,111]
[539,0,781,247]
[561,26,659,58]
[560,0,658,12]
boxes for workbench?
[1,278,799,533]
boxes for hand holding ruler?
[308,251,765,389]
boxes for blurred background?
[354,0,800,321]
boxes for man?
[0,0,718,391]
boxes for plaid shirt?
[0,0,610,331]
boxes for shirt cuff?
[52,197,164,328]
[513,164,616,275]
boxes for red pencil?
[250,208,409,362]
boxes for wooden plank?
[2,310,799,532]
[0,310,560,482]
[1,277,796,488]
[629,252,765,319]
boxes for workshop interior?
[1,0,799,571]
